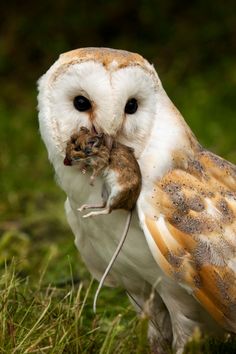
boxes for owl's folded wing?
[138,149,236,332]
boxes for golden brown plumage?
[144,146,236,332]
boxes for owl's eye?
[73,96,91,112]
[125,98,138,114]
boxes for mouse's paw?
[78,202,106,212]
[89,176,95,186]
[80,163,87,174]
[83,208,110,218]
[77,204,90,212]
[83,212,95,218]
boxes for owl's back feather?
[139,147,236,332]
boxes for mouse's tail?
[93,211,132,313]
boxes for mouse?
[64,126,142,311]
[64,127,109,183]
[64,127,142,214]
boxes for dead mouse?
[64,127,142,210]
[64,127,109,182]
[64,127,142,311]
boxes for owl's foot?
[83,208,110,218]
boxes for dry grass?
[0,260,150,354]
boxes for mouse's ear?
[127,146,134,153]
[70,133,79,143]
[80,126,90,133]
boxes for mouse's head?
[64,127,105,165]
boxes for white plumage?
[38,48,236,353]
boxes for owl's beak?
[92,109,123,137]
[91,124,98,134]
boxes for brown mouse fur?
[64,127,109,180]
[64,127,142,216]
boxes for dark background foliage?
[1,0,236,292]
[1,0,236,150]
[2,0,236,82]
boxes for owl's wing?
[138,149,236,332]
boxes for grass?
[1,263,236,354]
[1,67,236,353]
[0,261,150,354]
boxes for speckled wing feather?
[138,149,236,332]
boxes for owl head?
[38,48,195,179]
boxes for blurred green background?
[1,0,236,285]
[0,1,236,352]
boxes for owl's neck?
[138,93,200,185]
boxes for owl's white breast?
[55,161,162,291]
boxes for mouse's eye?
[88,137,102,148]
[73,96,91,112]
[75,146,81,151]
[84,147,92,154]
[125,98,138,114]
[88,138,96,145]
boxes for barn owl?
[37,48,236,353]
